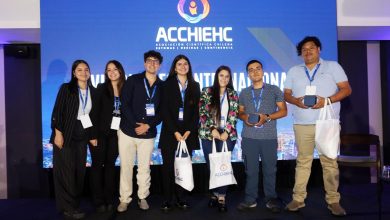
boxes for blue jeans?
[241,137,278,203]
[201,138,236,196]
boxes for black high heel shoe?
[218,199,227,212]
[208,196,218,208]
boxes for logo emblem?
[220,164,228,171]
[177,0,210,24]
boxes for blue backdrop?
[41,0,337,167]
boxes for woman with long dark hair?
[198,65,239,212]
[51,60,98,219]
[90,60,126,212]
[159,54,200,212]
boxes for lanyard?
[304,63,320,85]
[78,86,89,114]
[251,85,264,113]
[114,96,121,111]
[177,77,188,106]
[144,78,157,103]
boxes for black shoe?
[176,201,190,210]
[218,201,227,212]
[237,201,257,211]
[266,198,282,213]
[208,196,218,208]
[161,201,173,212]
[96,204,106,213]
[63,210,86,219]
[106,204,114,212]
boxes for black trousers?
[161,143,188,203]
[53,121,88,212]
[89,130,119,206]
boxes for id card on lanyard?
[178,78,187,121]
[111,116,121,130]
[304,64,320,95]
[79,86,92,128]
[251,85,264,129]
[111,96,121,130]
[144,78,156,116]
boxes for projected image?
[41,0,335,168]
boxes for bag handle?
[221,141,228,152]
[176,140,188,158]
[211,139,229,153]
[318,98,336,120]
[212,138,217,154]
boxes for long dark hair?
[104,60,126,96]
[68,59,92,93]
[166,54,196,104]
[166,54,194,82]
[210,65,234,123]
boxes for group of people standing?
[50,36,351,219]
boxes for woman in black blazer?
[90,60,126,212]
[50,60,98,219]
[159,54,200,212]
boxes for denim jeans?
[241,137,278,203]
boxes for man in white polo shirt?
[284,36,352,216]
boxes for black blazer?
[158,77,200,153]
[96,83,121,136]
[50,83,98,148]
[120,72,163,139]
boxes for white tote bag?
[174,140,194,191]
[208,140,237,189]
[315,98,340,159]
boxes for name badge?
[110,116,121,130]
[305,85,317,95]
[80,114,93,128]
[220,116,226,128]
[145,103,155,116]
[178,108,184,121]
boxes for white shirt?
[77,87,92,120]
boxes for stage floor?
[0,183,389,220]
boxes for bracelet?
[265,114,272,123]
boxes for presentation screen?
[41,0,337,168]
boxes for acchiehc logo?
[177,0,210,24]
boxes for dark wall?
[380,42,390,164]
[338,41,369,134]
[4,45,51,198]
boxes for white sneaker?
[117,202,129,212]
[138,199,149,210]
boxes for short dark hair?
[144,50,163,64]
[246,59,263,72]
[296,36,322,56]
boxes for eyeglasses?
[146,58,160,65]
[248,66,262,74]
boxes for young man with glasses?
[117,50,163,212]
[237,60,287,213]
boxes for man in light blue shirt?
[284,36,352,216]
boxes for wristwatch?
[265,114,272,123]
